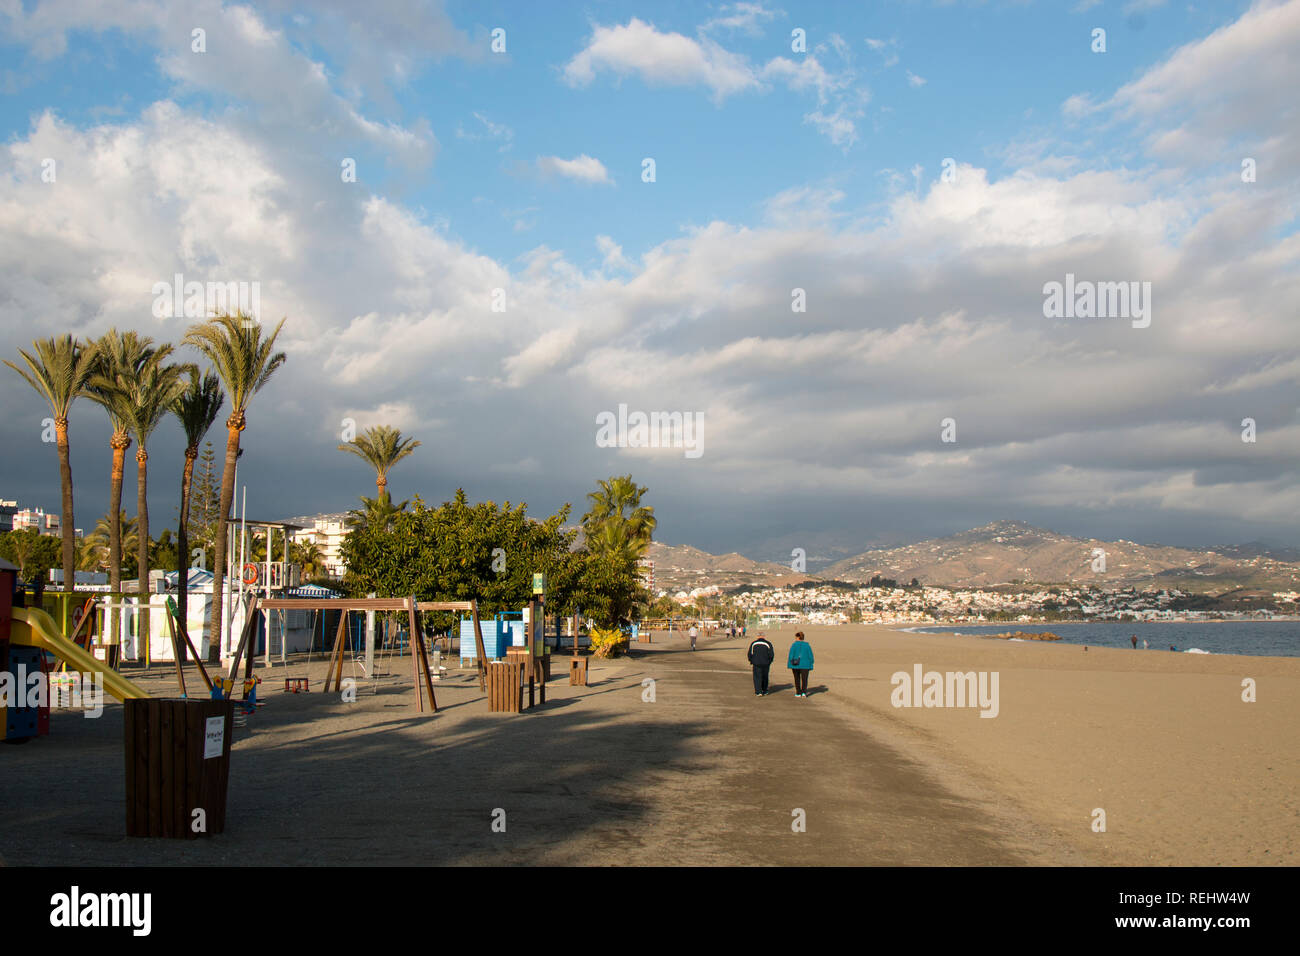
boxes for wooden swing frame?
[256,596,490,713]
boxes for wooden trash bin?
[487,660,524,713]
[569,656,588,686]
[124,698,234,838]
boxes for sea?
[906,620,1300,658]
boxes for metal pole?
[264,523,272,668]
[365,592,376,674]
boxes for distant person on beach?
[1131,634,1138,649]
[747,632,775,696]
[1143,638,1149,649]
[1170,645,1177,652]
[688,625,698,651]
[788,631,815,698]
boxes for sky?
[0,0,1296,564]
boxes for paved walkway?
[0,635,1067,865]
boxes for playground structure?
[258,596,491,713]
[1,558,150,743]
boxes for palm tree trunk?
[108,436,128,642]
[136,448,151,646]
[175,447,197,663]
[108,436,128,594]
[206,419,242,662]
[376,473,386,501]
[56,418,75,593]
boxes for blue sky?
[0,0,1296,561]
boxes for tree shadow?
[0,678,712,866]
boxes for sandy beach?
[772,624,1299,866]
[1,625,1293,865]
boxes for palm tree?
[6,529,39,581]
[4,336,98,591]
[80,512,139,574]
[338,425,421,500]
[582,475,656,552]
[183,312,287,659]
[169,368,224,648]
[86,330,156,601]
[120,350,190,635]
[346,492,408,534]
[290,539,325,579]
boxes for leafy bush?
[588,627,629,659]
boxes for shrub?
[588,627,629,659]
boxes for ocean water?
[907,620,1300,658]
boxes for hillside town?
[669,581,1300,626]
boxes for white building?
[285,512,351,580]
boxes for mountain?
[821,520,1300,592]
[645,541,812,592]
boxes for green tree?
[338,425,421,501]
[4,335,98,591]
[341,489,582,629]
[86,330,157,600]
[183,313,287,658]
[119,349,189,633]
[582,474,656,556]
[347,492,409,534]
[0,529,62,584]
[170,369,224,638]
[187,441,221,548]
[291,539,325,579]
[579,476,655,625]
[80,512,139,577]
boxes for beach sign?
[532,572,546,595]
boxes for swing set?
[257,596,490,713]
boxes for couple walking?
[747,630,815,698]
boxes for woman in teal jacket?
[787,631,814,698]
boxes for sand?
[1,625,1293,865]
[771,624,1298,866]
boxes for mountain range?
[649,521,1300,594]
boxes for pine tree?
[188,441,221,543]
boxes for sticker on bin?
[204,716,225,759]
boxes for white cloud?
[562,18,760,102]
[456,112,513,151]
[701,2,780,36]
[906,70,926,88]
[535,154,613,184]
[0,1,1296,548]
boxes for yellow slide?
[10,606,150,701]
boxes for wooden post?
[174,605,214,693]
[164,597,187,698]
[408,597,437,713]
[324,611,348,693]
[224,594,260,686]
[472,600,488,691]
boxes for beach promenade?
[1,626,1292,866]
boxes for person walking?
[788,630,815,698]
[688,624,698,651]
[747,631,775,696]
[1130,634,1138,649]
[1143,638,1149,649]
